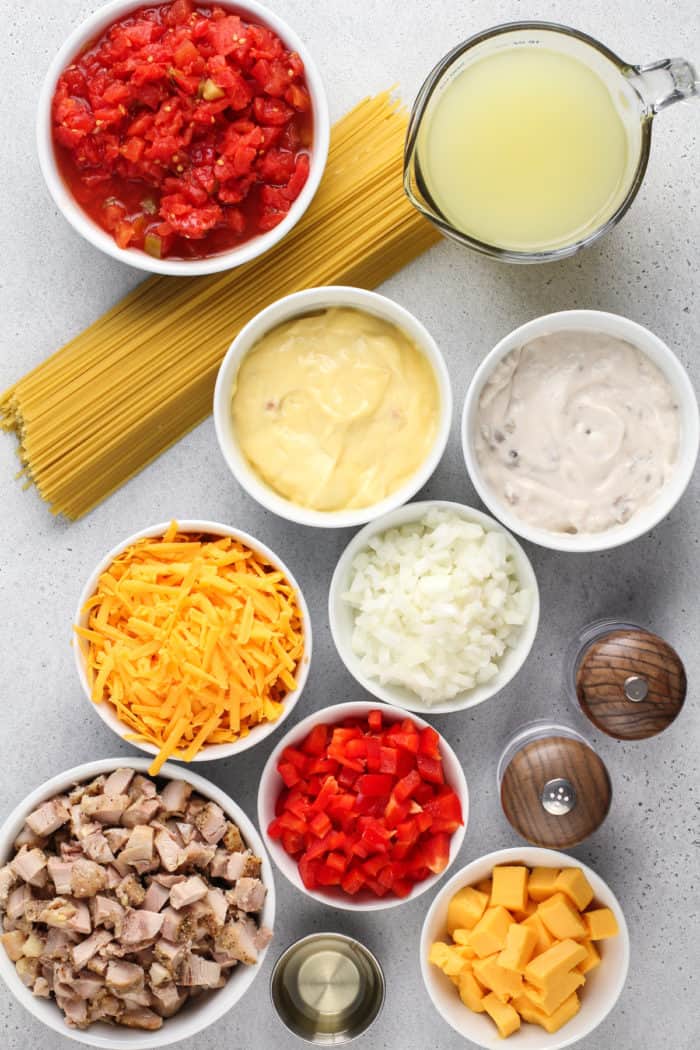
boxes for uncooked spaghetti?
[1,92,440,519]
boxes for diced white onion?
[342,508,530,704]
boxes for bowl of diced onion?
[328,501,539,714]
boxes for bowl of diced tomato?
[37,0,329,275]
[258,702,469,911]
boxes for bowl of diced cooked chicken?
[0,758,274,1048]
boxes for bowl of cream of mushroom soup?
[462,311,699,553]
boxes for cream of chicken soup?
[474,331,680,534]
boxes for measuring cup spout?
[627,57,699,113]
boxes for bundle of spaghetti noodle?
[1,92,440,519]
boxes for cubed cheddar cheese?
[482,993,521,1038]
[524,938,588,988]
[584,907,619,940]
[459,969,487,1013]
[468,906,514,958]
[523,969,585,1015]
[498,923,538,973]
[538,892,587,940]
[528,867,560,902]
[512,897,537,921]
[429,942,450,969]
[447,886,489,934]
[514,991,581,1033]
[521,912,555,954]
[452,930,477,952]
[429,942,469,977]
[476,877,493,899]
[473,954,524,1002]
[577,938,601,975]
[491,866,529,913]
[554,867,594,911]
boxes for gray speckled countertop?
[1,1,699,1048]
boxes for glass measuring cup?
[404,21,698,263]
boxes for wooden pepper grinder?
[568,619,687,740]
[497,722,612,849]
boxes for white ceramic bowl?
[462,310,700,553]
[213,286,453,528]
[0,757,275,1049]
[421,846,630,1050]
[328,500,540,714]
[257,701,469,911]
[73,519,312,762]
[37,0,329,276]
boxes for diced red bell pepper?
[309,776,339,813]
[416,753,445,785]
[356,774,393,797]
[341,866,365,895]
[419,725,441,759]
[384,795,410,828]
[423,790,463,833]
[281,746,308,772]
[393,769,422,802]
[280,830,304,855]
[308,811,332,839]
[326,851,348,874]
[368,709,382,731]
[302,723,329,756]
[278,762,301,788]
[316,862,342,886]
[416,832,451,874]
[298,854,320,890]
[365,737,382,772]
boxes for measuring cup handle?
[627,57,699,113]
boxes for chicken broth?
[474,331,680,534]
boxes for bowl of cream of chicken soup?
[214,287,453,528]
[462,311,699,552]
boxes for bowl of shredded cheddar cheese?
[73,520,312,773]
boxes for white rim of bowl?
[213,286,454,528]
[462,309,700,552]
[327,500,540,714]
[420,846,631,1050]
[257,700,469,911]
[36,0,330,276]
[0,757,275,1049]
[72,519,312,761]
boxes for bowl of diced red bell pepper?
[257,702,469,910]
[37,0,329,275]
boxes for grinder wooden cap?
[500,733,612,849]
[575,628,686,740]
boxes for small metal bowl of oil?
[270,932,385,1044]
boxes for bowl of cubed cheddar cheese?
[420,847,629,1050]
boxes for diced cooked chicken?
[120,825,154,866]
[142,881,170,913]
[222,822,244,853]
[47,857,74,895]
[176,841,216,871]
[0,768,271,1034]
[11,847,48,888]
[33,976,51,998]
[160,780,192,817]
[176,953,222,987]
[149,981,188,1017]
[103,828,130,854]
[169,876,208,911]
[120,908,164,945]
[71,859,107,899]
[1,930,27,961]
[26,798,70,837]
[0,865,18,906]
[228,877,266,913]
[154,830,181,873]
[80,831,115,865]
[205,888,228,928]
[116,874,146,908]
[81,794,131,824]
[91,894,124,929]
[106,959,145,994]
[215,918,259,965]
[70,929,113,970]
[103,768,135,796]
[6,884,31,921]
[120,1006,163,1031]
[122,798,160,828]
[194,802,227,844]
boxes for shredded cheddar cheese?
[76,523,305,775]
